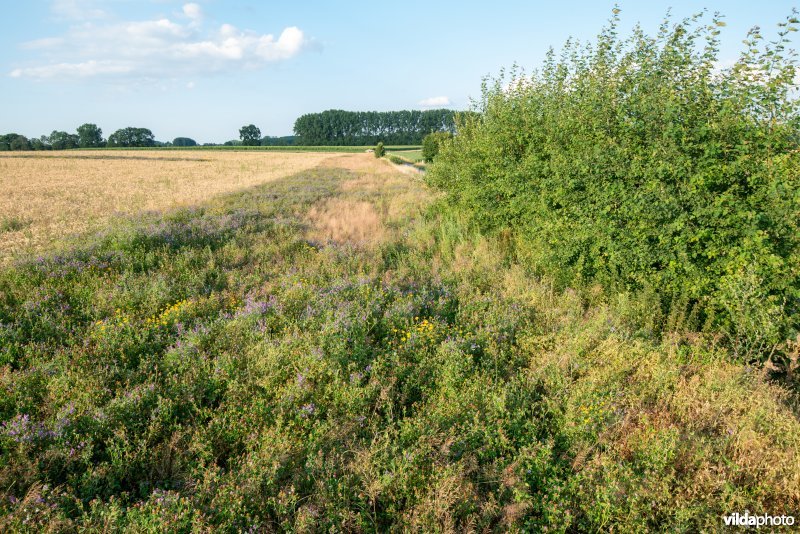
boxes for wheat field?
[0,150,338,262]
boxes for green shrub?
[427,10,800,361]
[421,131,452,163]
[374,141,385,158]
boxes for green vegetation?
[428,11,800,371]
[386,149,424,163]
[293,109,457,145]
[0,216,30,233]
[49,131,80,150]
[261,135,297,147]
[107,127,156,148]
[1,160,798,531]
[0,109,444,150]
[374,141,385,158]
[76,145,420,153]
[422,131,452,163]
[0,134,32,151]
[239,124,262,147]
[172,137,197,147]
[77,124,104,149]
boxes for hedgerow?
[427,10,800,365]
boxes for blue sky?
[1,1,798,143]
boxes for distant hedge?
[293,109,458,145]
[427,11,800,361]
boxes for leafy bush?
[374,141,385,158]
[421,131,453,163]
[427,10,800,362]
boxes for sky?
[1,1,798,143]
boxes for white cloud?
[418,96,451,107]
[11,60,133,79]
[11,2,314,81]
[20,37,65,50]
[183,3,202,21]
[51,0,106,20]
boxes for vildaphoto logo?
[723,511,795,528]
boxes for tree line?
[0,125,165,151]
[293,109,458,145]
[0,111,460,151]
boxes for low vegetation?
[386,149,424,164]
[0,153,798,531]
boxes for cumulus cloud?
[418,96,451,107]
[11,2,313,81]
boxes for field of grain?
[0,151,337,262]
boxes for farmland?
[0,151,798,531]
[0,151,332,262]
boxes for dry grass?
[304,153,436,246]
[0,150,336,262]
[330,153,436,229]
[306,198,385,245]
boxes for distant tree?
[107,127,155,148]
[29,137,48,150]
[239,124,261,146]
[77,123,104,148]
[374,141,385,158]
[224,140,243,146]
[421,131,453,163]
[9,135,31,151]
[49,130,80,150]
[172,137,197,147]
[0,133,27,151]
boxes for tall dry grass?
[304,153,435,245]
